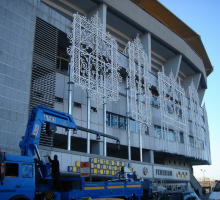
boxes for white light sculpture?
[67,13,121,107]
[188,81,203,159]
[124,35,152,128]
[158,70,188,153]
[203,104,211,163]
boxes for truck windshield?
[0,162,4,181]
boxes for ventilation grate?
[30,17,58,147]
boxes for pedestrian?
[47,155,62,191]
[202,188,206,196]
[196,189,200,197]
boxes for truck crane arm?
[19,105,120,158]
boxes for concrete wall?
[0,0,71,154]
[0,0,210,164]
[0,0,36,154]
[103,0,207,84]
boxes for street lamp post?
[201,169,206,186]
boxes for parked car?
[157,191,201,200]
[209,180,220,200]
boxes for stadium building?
[0,0,213,193]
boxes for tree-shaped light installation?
[67,13,121,107]
[188,81,204,159]
[158,70,188,153]
[124,35,152,129]
[203,104,211,163]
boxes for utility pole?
[201,169,206,186]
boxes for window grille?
[30,17,58,147]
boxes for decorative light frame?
[158,70,188,152]
[67,13,121,107]
[203,104,211,163]
[188,81,204,159]
[124,35,152,129]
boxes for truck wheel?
[9,196,30,200]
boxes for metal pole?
[126,76,131,160]
[103,64,106,156]
[201,169,206,186]
[89,162,92,182]
[137,93,142,162]
[87,56,91,154]
[103,101,106,156]
[67,59,73,151]
[87,91,91,153]
[140,126,143,162]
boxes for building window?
[168,130,175,141]
[118,116,125,129]
[179,161,181,165]
[130,120,136,132]
[111,114,118,128]
[154,126,161,138]
[174,160,176,164]
[91,107,97,113]
[144,126,149,135]
[106,112,126,130]
[74,102,81,108]
[169,160,171,164]
[151,96,160,107]
[189,136,194,147]
[167,102,174,113]
[106,112,110,126]
[56,49,69,74]
[179,132,184,143]
[55,96,63,103]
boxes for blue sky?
[158,0,220,180]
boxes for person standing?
[47,155,62,191]
[196,189,200,197]
[202,188,206,196]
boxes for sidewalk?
[199,193,209,200]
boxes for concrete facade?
[0,0,212,191]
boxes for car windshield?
[158,193,182,200]
[214,181,220,191]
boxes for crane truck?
[0,105,143,200]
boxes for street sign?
[81,167,90,177]
[81,162,89,168]
[80,162,90,177]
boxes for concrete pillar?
[163,55,182,79]
[150,150,154,164]
[198,88,205,104]
[182,73,201,95]
[140,33,151,71]
[91,141,104,155]
[87,4,107,30]
[143,150,150,163]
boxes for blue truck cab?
[0,152,35,200]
